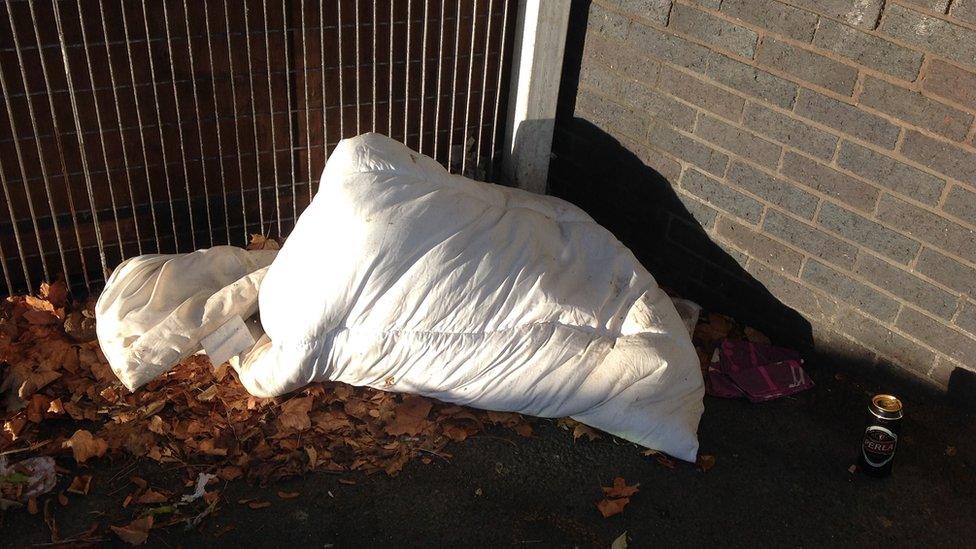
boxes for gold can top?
[871,394,903,419]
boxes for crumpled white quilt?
[96,133,704,460]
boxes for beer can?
[858,394,903,477]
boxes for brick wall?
[549,0,976,388]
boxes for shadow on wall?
[535,0,820,349]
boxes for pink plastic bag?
[706,339,813,402]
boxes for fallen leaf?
[248,500,271,509]
[277,491,300,499]
[27,497,38,514]
[946,446,957,457]
[278,397,313,431]
[384,395,433,436]
[63,430,108,463]
[66,475,92,495]
[602,477,639,498]
[611,531,628,549]
[596,497,630,518]
[573,423,601,442]
[697,454,716,472]
[137,489,168,504]
[247,234,280,250]
[110,515,153,546]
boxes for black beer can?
[858,394,903,477]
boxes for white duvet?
[96,133,704,460]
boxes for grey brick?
[955,300,976,337]
[900,130,976,185]
[574,90,649,143]
[624,137,684,182]
[705,55,798,108]
[902,0,950,12]
[859,77,973,142]
[727,161,819,219]
[951,0,976,24]
[855,254,958,318]
[582,35,662,86]
[669,3,759,58]
[832,307,938,370]
[751,262,841,322]
[943,185,976,226]
[756,37,858,95]
[817,201,922,264]
[836,141,945,205]
[680,168,763,223]
[649,122,730,175]
[715,216,804,274]
[875,194,976,264]
[802,260,901,321]
[789,0,883,28]
[589,2,631,42]
[616,0,672,24]
[764,209,858,268]
[880,3,976,69]
[580,65,698,130]
[897,307,976,365]
[658,66,745,120]
[781,152,880,212]
[628,20,713,73]
[743,103,837,159]
[674,189,720,230]
[916,247,976,295]
[720,0,819,42]
[812,19,924,81]
[796,89,900,148]
[695,116,782,168]
[922,59,976,112]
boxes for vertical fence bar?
[433,0,446,162]
[282,0,297,223]
[53,0,109,282]
[118,0,161,253]
[488,0,511,181]
[302,0,314,202]
[261,0,282,236]
[162,0,198,249]
[98,0,144,255]
[475,0,495,176]
[141,2,181,251]
[403,0,412,141]
[320,0,331,182]
[371,0,377,132]
[447,0,462,171]
[27,0,91,287]
[418,0,430,154]
[461,0,479,176]
[243,1,266,236]
[181,0,216,247]
[203,0,232,244]
[76,0,125,258]
[0,216,12,294]
[4,0,70,285]
[223,0,251,240]
[388,0,395,136]
[354,0,361,134]
[0,100,35,293]
[337,0,345,139]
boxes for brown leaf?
[110,515,153,546]
[384,395,433,436]
[277,491,300,499]
[247,234,280,251]
[573,423,601,442]
[602,477,639,498]
[39,280,68,307]
[63,430,108,463]
[67,475,92,495]
[248,501,271,509]
[278,397,313,431]
[946,446,957,457]
[27,497,38,515]
[596,497,630,518]
[137,489,168,504]
[697,454,716,472]
[217,466,243,481]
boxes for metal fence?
[0,0,516,296]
